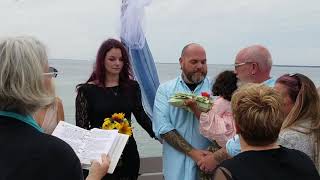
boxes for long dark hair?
[77,39,133,89]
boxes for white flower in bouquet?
[168,92,213,112]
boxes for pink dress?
[199,96,236,147]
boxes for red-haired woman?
[76,39,155,180]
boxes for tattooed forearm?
[161,129,193,154]
[213,147,230,164]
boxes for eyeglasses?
[234,62,253,68]
[43,67,58,78]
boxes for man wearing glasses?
[226,45,276,156]
[234,45,275,87]
[199,45,277,172]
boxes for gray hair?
[0,36,52,115]
[246,45,272,73]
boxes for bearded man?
[153,43,212,180]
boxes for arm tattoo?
[213,147,230,164]
[161,129,193,154]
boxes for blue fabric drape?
[120,0,159,119]
[126,40,160,118]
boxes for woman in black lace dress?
[76,39,155,180]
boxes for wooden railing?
[138,156,163,180]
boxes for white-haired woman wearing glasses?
[34,66,65,134]
[0,36,109,180]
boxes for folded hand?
[197,152,218,173]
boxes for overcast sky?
[1,0,320,65]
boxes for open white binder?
[52,121,129,173]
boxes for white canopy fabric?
[120,0,152,49]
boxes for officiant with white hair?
[0,36,109,180]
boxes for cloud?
[1,0,320,65]
[146,0,320,65]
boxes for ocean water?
[49,59,320,157]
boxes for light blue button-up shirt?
[226,77,277,157]
[153,75,212,180]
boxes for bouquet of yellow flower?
[102,113,133,136]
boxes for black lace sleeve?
[75,86,90,130]
[132,82,155,138]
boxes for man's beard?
[183,71,206,84]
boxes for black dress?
[76,80,155,180]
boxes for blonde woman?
[213,84,319,179]
[34,66,64,134]
[275,73,320,172]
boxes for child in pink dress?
[199,96,235,147]
[186,70,238,180]
[186,70,238,147]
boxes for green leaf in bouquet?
[173,92,194,99]
[168,98,185,107]
[169,92,212,112]
[194,96,206,103]
[196,95,213,104]
[196,101,213,112]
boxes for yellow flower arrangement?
[102,113,133,136]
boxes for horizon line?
[48,58,320,68]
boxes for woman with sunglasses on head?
[275,73,320,172]
[34,67,65,134]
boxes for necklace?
[110,86,120,96]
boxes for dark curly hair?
[212,70,238,101]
